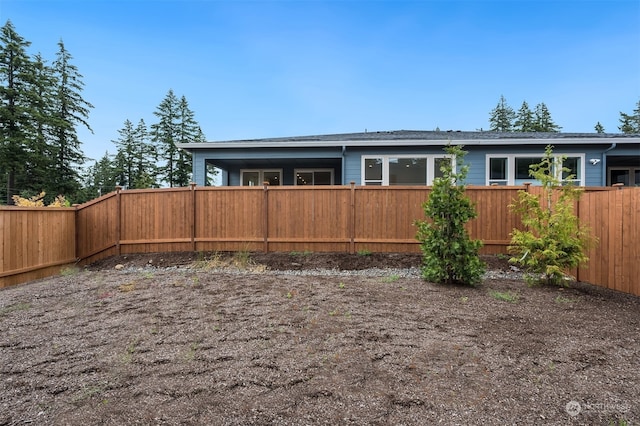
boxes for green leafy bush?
[415,144,485,286]
[509,145,595,285]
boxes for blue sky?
[2,0,639,163]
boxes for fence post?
[349,181,355,254]
[190,182,196,252]
[115,186,122,256]
[73,204,80,262]
[263,182,269,253]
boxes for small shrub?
[357,248,372,256]
[415,144,485,286]
[12,191,69,207]
[509,145,595,286]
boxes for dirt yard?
[1,252,638,425]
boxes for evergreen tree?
[132,119,158,188]
[174,95,204,186]
[112,119,136,189]
[488,95,515,132]
[415,144,485,286]
[25,53,57,196]
[533,102,561,132]
[0,20,35,204]
[83,151,120,199]
[618,100,640,134]
[151,90,205,187]
[514,101,535,132]
[113,119,157,189]
[151,89,180,186]
[509,145,594,286]
[49,40,93,200]
[594,122,605,133]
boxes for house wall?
[189,142,639,187]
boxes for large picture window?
[362,155,452,186]
[486,154,584,186]
[240,169,282,186]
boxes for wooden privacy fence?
[1,185,639,297]
[75,184,522,262]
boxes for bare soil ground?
[1,252,638,425]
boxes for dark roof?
[214,130,639,143]
[177,130,640,150]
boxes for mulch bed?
[1,252,638,425]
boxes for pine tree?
[594,122,605,133]
[132,119,157,188]
[0,20,35,204]
[514,101,535,132]
[25,53,57,196]
[151,90,205,187]
[113,119,136,189]
[83,151,120,199]
[174,95,204,186]
[49,40,93,200]
[533,102,561,132]
[151,89,180,186]
[618,100,640,134]
[488,95,515,132]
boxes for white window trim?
[240,169,283,186]
[361,154,453,186]
[485,154,585,186]
[294,168,334,186]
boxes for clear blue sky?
[2,0,639,163]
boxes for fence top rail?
[118,187,193,194]
[75,191,118,210]
[0,206,76,211]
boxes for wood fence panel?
[118,188,193,254]
[76,193,118,264]
[354,186,430,253]
[466,186,524,254]
[578,188,639,296]
[0,208,75,288]
[194,187,265,252]
[267,186,351,252]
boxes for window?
[489,157,508,185]
[515,157,543,180]
[362,155,452,186]
[240,169,282,186]
[295,169,334,185]
[609,167,640,187]
[486,154,585,186]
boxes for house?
[177,130,640,187]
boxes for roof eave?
[177,136,640,151]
